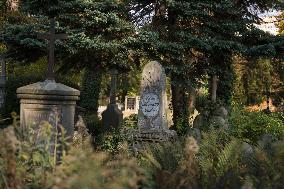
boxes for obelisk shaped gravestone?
[102,69,123,132]
[138,61,168,130]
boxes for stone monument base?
[130,129,177,151]
[102,104,123,132]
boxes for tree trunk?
[171,75,189,134]
[188,85,196,114]
[216,55,234,106]
[211,75,218,102]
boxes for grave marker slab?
[132,61,177,149]
[122,96,140,118]
[138,61,168,130]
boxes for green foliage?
[0,113,145,189]
[143,137,199,189]
[3,57,80,116]
[80,67,103,114]
[142,128,284,189]
[175,115,190,135]
[4,75,42,115]
[217,59,234,106]
[93,115,139,154]
[232,55,284,107]
[83,113,102,137]
[95,127,132,155]
[3,0,137,71]
[230,109,284,143]
[198,129,244,189]
[123,114,138,129]
[0,113,67,189]
[49,145,144,189]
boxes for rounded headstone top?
[17,80,80,96]
[143,61,165,78]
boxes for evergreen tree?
[130,0,283,132]
[1,0,137,114]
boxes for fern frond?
[215,139,240,178]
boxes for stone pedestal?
[102,104,123,132]
[131,130,177,150]
[17,80,80,138]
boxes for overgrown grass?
[1,110,284,189]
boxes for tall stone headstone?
[132,61,176,149]
[102,69,123,132]
[138,61,168,130]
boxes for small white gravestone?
[132,61,176,150]
[123,96,140,118]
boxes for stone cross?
[109,69,118,104]
[102,69,123,132]
[37,18,67,80]
[138,61,168,130]
[0,55,6,82]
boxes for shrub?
[143,137,199,189]
[4,75,42,116]
[0,113,144,189]
[141,128,284,189]
[229,109,284,143]
[123,114,138,129]
[49,146,144,189]
[0,113,65,189]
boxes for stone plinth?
[17,80,80,138]
[131,130,177,150]
[102,104,123,132]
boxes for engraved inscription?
[127,97,136,110]
[24,109,51,127]
[141,93,160,117]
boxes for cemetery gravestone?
[138,61,168,130]
[17,18,80,139]
[126,97,136,110]
[102,69,123,132]
[122,96,140,118]
[132,61,177,149]
[17,81,80,137]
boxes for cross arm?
[55,34,68,39]
[37,33,68,40]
